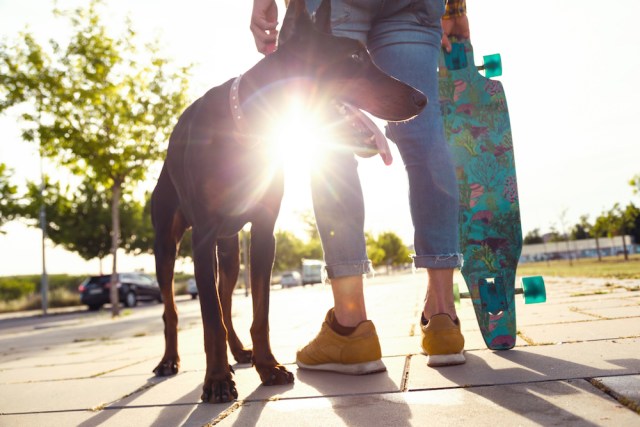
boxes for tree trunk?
[621,235,629,261]
[110,182,122,317]
[595,236,602,261]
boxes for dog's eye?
[351,51,365,63]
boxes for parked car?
[79,273,161,311]
[187,277,198,299]
[302,259,324,285]
[280,271,302,288]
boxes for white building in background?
[520,235,636,263]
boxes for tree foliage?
[0,164,20,232]
[0,0,191,314]
[523,228,543,244]
[369,231,411,266]
[20,178,152,261]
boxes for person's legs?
[299,0,465,372]
[296,0,387,374]
[366,0,465,365]
[306,0,381,328]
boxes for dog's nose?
[413,92,428,109]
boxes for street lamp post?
[39,148,49,315]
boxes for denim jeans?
[307,0,463,278]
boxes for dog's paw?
[201,375,238,403]
[233,348,253,364]
[153,358,179,377]
[258,364,294,386]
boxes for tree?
[0,164,20,233]
[592,213,609,262]
[623,203,640,246]
[375,231,410,267]
[0,0,191,315]
[523,228,544,244]
[274,230,305,272]
[365,232,386,267]
[20,178,152,273]
[605,204,633,261]
[571,215,592,241]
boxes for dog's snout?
[413,92,427,109]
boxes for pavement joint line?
[568,306,611,320]
[1,357,159,384]
[516,331,535,345]
[204,401,242,426]
[400,355,411,392]
[588,377,640,415]
[407,375,637,393]
[0,408,92,416]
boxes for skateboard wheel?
[522,276,546,304]
[482,53,502,78]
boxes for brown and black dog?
[150,0,426,403]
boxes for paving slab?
[407,338,640,391]
[114,356,406,407]
[1,273,638,426]
[519,318,640,345]
[0,375,164,414]
[592,375,640,412]
[212,379,638,427]
[576,305,640,320]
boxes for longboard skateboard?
[438,39,546,350]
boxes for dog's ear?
[278,0,313,46]
[311,0,332,34]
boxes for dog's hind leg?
[151,168,189,377]
[217,234,253,364]
[192,225,238,403]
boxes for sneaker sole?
[296,359,386,375]
[425,351,466,367]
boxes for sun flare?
[269,97,329,175]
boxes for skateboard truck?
[443,42,503,78]
[454,275,546,308]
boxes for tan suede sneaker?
[421,313,466,367]
[296,309,386,375]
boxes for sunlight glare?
[269,97,330,175]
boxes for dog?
[150,0,427,403]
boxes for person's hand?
[251,0,279,55]
[441,15,470,53]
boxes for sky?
[0,0,639,276]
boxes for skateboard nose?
[413,91,427,110]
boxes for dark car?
[79,273,162,311]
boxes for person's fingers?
[250,18,278,54]
[264,42,277,55]
[441,33,452,53]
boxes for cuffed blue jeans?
[308,0,462,278]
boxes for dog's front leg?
[192,226,238,403]
[249,220,294,386]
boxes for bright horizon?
[0,0,638,276]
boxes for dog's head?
[276,0,427,122]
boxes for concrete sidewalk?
[0,272,638,426]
